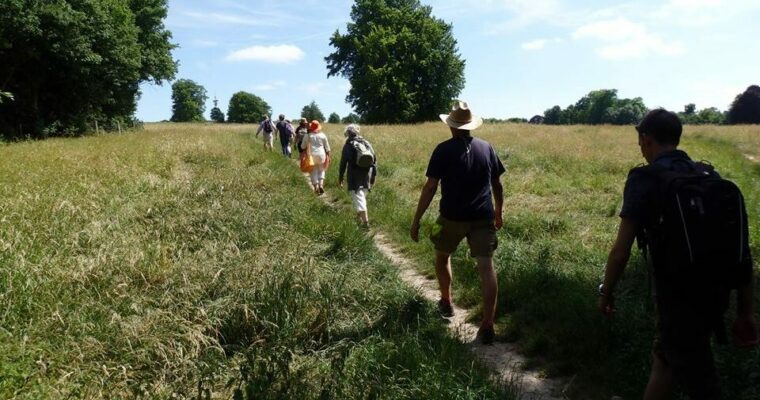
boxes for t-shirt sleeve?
[425,145,444,179]
[490,146,506,179]
[619,170,654,221]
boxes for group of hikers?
[256,102,758,399]
[256,113,376,227]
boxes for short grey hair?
[344,123,361,137]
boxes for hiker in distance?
[275,114,295,158]
[255,114,275,152]
[295,118,309,158]
[301,120,331,195]
[410,101,505,345]
[338,124,377,228]
[599,109,758,399]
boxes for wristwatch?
[598,283,608,297]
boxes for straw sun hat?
[439,101,483,130]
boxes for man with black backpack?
[599,109,758,399]
[255,114,275,152]
[275,114,295,158]
[338,124,376,228]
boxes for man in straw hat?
[410,101,505,345]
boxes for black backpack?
[634,160,751,342]
[263,120,274,133]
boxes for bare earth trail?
[297,167,568,400]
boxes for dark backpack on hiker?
[351,138,374,168]
[263,120,274,134]
[634,160,751,342]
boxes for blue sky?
[136,0,760,122]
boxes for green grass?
[320,122,760,399]
[0,124,511,399]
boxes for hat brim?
[439,114,483,130]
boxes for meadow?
[1,121,758,399]
[0,124,510,399]
[319,122,760,399]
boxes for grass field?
[0,124,510,399]
[1,121,758,399]
[317,122,760,399]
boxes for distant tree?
[694,107,725,125]
[506,117,528,123]
[326,0,465,123]
[341,113,361,124]
[302,101,325,122]
[727,85,760,124]
[543,106,562,125]
[602,97,647,125]
[328,112,341,123]
[0,0,176,137]
[171,79,207,122]
[209,98,224,123]
[679,103,698,124]
[529,115,544,124]
[227,92,270,123]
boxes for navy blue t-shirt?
[425,135,506,221]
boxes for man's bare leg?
[644,354,673,400]
[476,256,497,327]
[435,251,453,303]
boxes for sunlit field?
[319,122,760,399]
[1,122,758,399]
[0,124,510,399]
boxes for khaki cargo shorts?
[429,216,498,258]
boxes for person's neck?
[647,145,678,163]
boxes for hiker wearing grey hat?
[410,101,505,345]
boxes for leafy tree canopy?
[0,0,176,137]
[301,101,325,122]
[227,91,270,123]
[727,85,760,124]
[542,89,647,125]
[341,113,361,124]
[210,107,225,123]
[170,79,207,122]
[328,112,341,123]
[326,0,465,124]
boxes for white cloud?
[573,18,683,60]
[521,39,547,50]
[225,45,305,63]
[253,80,288,92]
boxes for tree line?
[0,0,175,138]
[2,0,759,140]
[538,86,760,126]
[170,79,361,125]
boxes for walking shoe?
[318,187,325,195]
[476,325,495,345]
[437,299,454,318]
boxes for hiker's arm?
[338,144,349,185]
[599,217,638,315]
[492,177,504,230]
[410,177,438,242]
[255,123,261,136]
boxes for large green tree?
[170,79,207,122]
[301,101,325,122]
[226,92,270,123]
[0,0,176,137]
[325,0,465,123]
[727,85,760,124]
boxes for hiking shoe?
[476,325,495,345]
[318,187,325,195]
[437,299,454,318]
